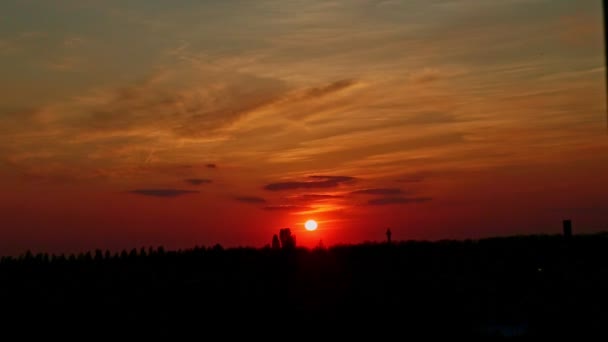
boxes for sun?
[305,219,318,231]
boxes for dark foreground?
[2,234,608,337]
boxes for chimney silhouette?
[563,219,572,238]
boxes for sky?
[0,0,606,255]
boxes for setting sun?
[305,220,318,231]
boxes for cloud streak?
[235,196,267,203]
[396,172,431,183]
[291,194,345,201]
[185,178,212,185]
[264,175,355,191]
[352,188,402,195]
[301,79,358,99]
[263,205,312,211]
[368,197,432,205]
[129,189,199,197]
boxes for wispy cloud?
[63,36,86,47]
[409,68,440,84]
[0,31,46,55]
[300,79,358,100]
[75,73,287,139]
[558,11,603,47]
[396,171,431,183]
[46,56,82,72]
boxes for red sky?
[0,0,607,255]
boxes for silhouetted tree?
[56,254,66,263]
[272,234,281,250]
[386,228,392,244]
[315,239,325,251]
[35,253,44,263]
[95,249,103,261]
[279,228,296,250]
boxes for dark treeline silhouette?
[2,233,608,337]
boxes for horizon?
[1,0,607,256]
[5,228,608,258]
[1,220,603,257]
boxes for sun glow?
[305,219,318,231]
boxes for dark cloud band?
[368,197,431,205]
[263,205,311,211]
[235,196,267,203]
[185,178,212,185]
[352,188,402,195]
[129,189,199,197]
[265,175,355,191]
